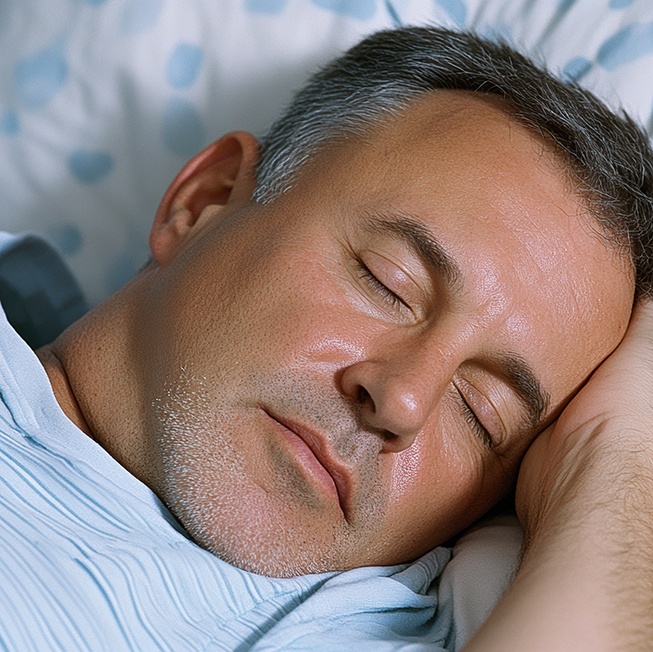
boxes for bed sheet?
[0,229,523,649]
[0,2,650,645]
[0,0,651,305]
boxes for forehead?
[287,90,634,412]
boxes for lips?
[263,408,352,516]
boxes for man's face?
[138,92,633,576]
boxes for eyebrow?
[365,213,463,289]
[364,212,551,432]
[497,352,551,432]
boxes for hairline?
[254,87,635,274]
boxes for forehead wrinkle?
[361,211,464,291]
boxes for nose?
[339,346,454,453]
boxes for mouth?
[262,408,352,517]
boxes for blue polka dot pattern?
[597,21,653,70]
[557,0,576,11]
[609,0,635,8]
[435,0,467,26]
[0,111,19,136]
[311,0,376,21]
[245,0,288,14]
[68,150,115,183]
[2,0,653,310]
[166,44,203,90]
[562,56,592,81]
[121,0,164,35]
[14,44,68,109]
[384,0,402,27]
[480,23,513,44]
[162,97,205,157]
[48,223,84,256]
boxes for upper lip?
[264,408,353,517]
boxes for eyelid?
[455,377,507,448]
[355,258,409,314]
[359,250,427,316]
[453,385,493,449]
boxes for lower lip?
[265,414,340,505]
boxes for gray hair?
[253,26,653,296]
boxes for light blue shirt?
[0,233,453,651]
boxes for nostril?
[379,428,409,453]
[381,429,398,443]
[357,386,373,409]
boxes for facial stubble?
[150,366,387,576]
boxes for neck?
[36,343,96,440]
[31,275,155,488]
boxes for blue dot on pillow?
[597,21,653,70]
[166,44,203,89]
[85,0,108,5]
[48,223,84,256]
[121,0,164,35]
[557,0,576,12]
[14,44,68,109]
[609,0,634,8]
[69,150,115,183]
[162,97,205,157]
[245,0,288,14]
[435,0,467,26]
[0,111,19,136]
[480,23,513,44]
[561,56,592,81]
[311,0,376,21]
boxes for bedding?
[0,231,524,649]
[0,246,454,650]
[0,232,86,349]
[0,1,650,648]
[0,0,652,305]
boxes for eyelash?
[455,390,494,449]
[355,256,492,449]
[355,259,405,310]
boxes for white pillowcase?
[0,0,651,304]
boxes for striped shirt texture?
[0,234,453,651]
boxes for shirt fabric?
[0,232,454,651]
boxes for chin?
[196,529,340,578]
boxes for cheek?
[244,265,376,370]
[385,413,514,548]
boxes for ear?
[149,130,260,265]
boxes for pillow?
[0,231,87,348]
[436,510,523,649]
[1,0,651,305]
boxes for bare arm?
[464,299,653,651]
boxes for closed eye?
[355,258,407,311]
[454,387,494,449]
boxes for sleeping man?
[2,26,653,650]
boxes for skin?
[37,91,634,577]
[465,299,653,650]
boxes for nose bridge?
[340,324,466,452]
[388,331,458,404]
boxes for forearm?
[464,432,653,651]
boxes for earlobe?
[149,131,260,265]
